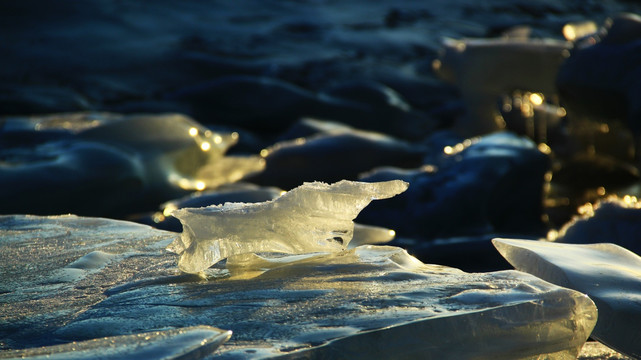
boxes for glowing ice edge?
[0,326,231,360]
[168,180,409,274]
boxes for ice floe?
[0,215,599,359]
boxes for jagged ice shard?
[168,180,409,274]
[493,238,641,358]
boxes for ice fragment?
[168,180,408,274]
[493,238,641,358]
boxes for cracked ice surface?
[168,180,409,274]
[0,215,597,359]
[493,238,641,358]
[59,246,597,359]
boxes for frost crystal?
[168,180,409,273]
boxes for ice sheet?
[1,215,598,359]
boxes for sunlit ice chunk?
[493,238,641,358]
[168,180,409,274]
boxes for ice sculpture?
[168,180,409,274]
[0,326,231,360]
[493,238,641,358]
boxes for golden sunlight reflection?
[420,164,437,173]
[544,197,570,207]
[577,202,595,216]
[597,187,606,196]
[177,178,192,190]
[432,59,442,72]
[200,142,211,151]
[163,204,178,217]
[195,181,206,191]
[152,213,165,223]
[529,93,544,106]
[213,135,223,144]
[260,149,269,157]
[188,127,198,137]
[623,195,639,205]
[547,229,559,241]
[562,21,598,41]
[443,137,479,156]
[537,143,551,154]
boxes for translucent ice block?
[168,180,409,273]
[493,238,641,358]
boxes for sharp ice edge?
[168,180,409,274]
[0,326,231,360]
[493,238,641,358]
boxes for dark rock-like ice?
[551,196,641,254]
[493,238,641,358]
[244,128,425,190]
[557,13,641,135]
[0,113,263,216]
[358,131,550,239]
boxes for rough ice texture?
[0,326,231,360]
[62,246,597,359]
[493,238,641,358]
[1,215,597,359]
[0,215,180,350]
[168,180,409,274]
